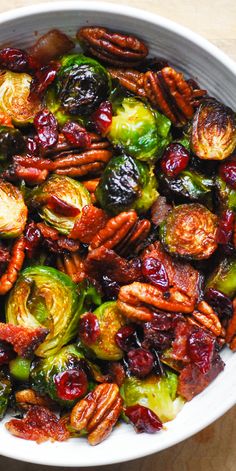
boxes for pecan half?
[142,67,206,126]
[108,67,145,95]
[70,383,122,445]
[0,236,25,295]
[77,27,148,67]
[15,389,56,410]
[56,252,86,283]
[190,301,222,337]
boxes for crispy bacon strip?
[0,323,48,358]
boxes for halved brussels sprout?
[107,97,171,161]
[0,71,41,125]
[0,180,28,238]
[0,126,25,159]
[0,370,11,420]
[158,169,214,206]
[215,176,236,212]
[191,98,236,160]
[32,175,91,235]
[206,258,236,298]
[96,155,158,215]
[121,371,184,422]
[160,203,218,260]
[56,54,111,116]
[30,344,86,407]
[79,302,125,360]
[6,266,85,357]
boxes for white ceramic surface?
[0,2,236,466]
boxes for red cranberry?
[115,325,140,352]
[187,329,215,374]
[125,405,162,433]
[101,275,121,300]
[91,101,112,135]
[0,341,15,365]
[25,136,39,155]
[160,143,190,178]
[47,195,80,217]
[79,312,100,346]
[24,223,42,257]
[30,64,58,97]
[0,47,29,72]
[127,348,154,378]
[142,257,169,291]
[219,158,236,189]
[62,121,91,148]
[216,210,234,245]
[204,288,233,318]
[34,109,58,149]
[55,368,88,401]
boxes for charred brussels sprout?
[107,97,171,161]
[121,371,184,422]
[79,302,125,360]
[191,98,236,160]
[158,169,214,206]
[56,54,111,116]
[215,176,236,212]
[30,344,87,407]
[96,155,158,214]
[206,258,236,298]
[0,126,25,159]
[0,180,27,238]
[0,370,11,420]
[6,266,85,357]
[32,175,91,234]
[160,203,218,260]
[0,71,41,125]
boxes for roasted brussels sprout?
[56,54,111,116]
[30,344,87,407]
[0,180,27,238]
[6,266,85,357]
[215,176,236,212]
[158,169,214,206]
[191,98,236,160]
[79,302,125,360]
[107,97,171,161]
[32,175,91,235]
[96,155,158,214]
[0,370,11,420]
[206,258,236,298]
[0,71,41,125]
[0,126,25,159]
[120,371,184,422]
[9,357,31,382]
[160,203,218,260]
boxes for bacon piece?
[172,321,193,363]
[69,205,108,243]
[5,406,70,443]
[0,323,48,358]
[151,196,172,226]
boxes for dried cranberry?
[115,325,140,352]
[62,121,91,148]
[0,47,29,72]
[55,368,88,401]
[127,348,154,378]
[30,64,58,97]
[24,223,42,257]
[79,312,100,346]
[142,257,169,291]
[25,136,39,155]
[160,143,190,178]
[216,209,234,245]
[0,341,15,365]
[187,329,215,374]
[47,195,80,217]
[125,405,162,433]
[204,288,233,318]
[91,101,112,135]
[101,275,121,300]
[219,158,236,189]
[34,109,58,149]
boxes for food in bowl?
[0,23,235,447]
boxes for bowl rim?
[0,1,236,466]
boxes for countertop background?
[0,0,236,469]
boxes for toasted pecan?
[190,301,222,337]
[56,252,86,283]
[0,236,25,295]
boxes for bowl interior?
[0,2,236,466]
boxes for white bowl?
[0,1,236,466]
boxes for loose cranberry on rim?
[160,143,190,178]
[125,404,162,433]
